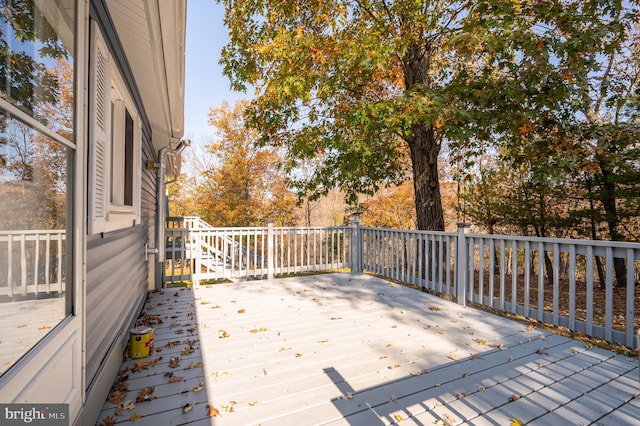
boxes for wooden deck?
[97,273,640,426]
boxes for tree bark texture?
[403,43,445,232]
[407,123,445,231]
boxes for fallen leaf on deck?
[182,403,193,413]
[295,353,303,357]
[448,353,460,361]
[536,348,549,356]
[509,394,520,402]
[114,407,123,417]
[218,330,229,338]
[135,387,156,403]
[167,374,184,383]
[428,306,441,311]
[38,326,51,331]
[474,338,487,345]
[201,301,211,305]
[390,395,397,402]
[221,402,236,413]
[478,386,485,391]
[248,401,259,407]
[132,357,162,373]
[330,317,342,320]
[511,419,523,426]
[317,339,329,343]
[206,404,219,417]
[121,400,135,410]
[411,370,421,376]
[181,347,195,356]
[279,347,291,352]
[17,324,27,328]
[237,309,245,314]
[189,361,204,368]
[394,414,405,421]
[469,353,483,360]
[107,390,126,405]
[169,357,180,368]
[212,305,221,309]
[98,416,115,426]
[192,385,203,392]
[250,328,267,333]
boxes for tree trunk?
[407,123,445,231]
[599,167,627,287]
[402,42,445,232]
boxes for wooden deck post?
[350,213,362,273]
[456,223,470,306]
[267,220,275,280]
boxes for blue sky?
[184,0,246,143]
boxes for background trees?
[217,0,639,233]
[183,100,300,226]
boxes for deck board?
[96,273,640,425]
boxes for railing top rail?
[275,226,351,231]
[467,232,640,250]
[0,229,66,236]
[363,227,456,237]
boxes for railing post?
[267,220,275,280]
[350,213,362,273]
[456,223,470,306]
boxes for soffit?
[106,0,186,151]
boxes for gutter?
[146,139,191,263]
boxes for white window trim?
[89,21,141,234]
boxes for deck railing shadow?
[323,337,637,425]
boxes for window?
[89,21,141,234]
[0,0,75,377]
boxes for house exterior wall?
[0,0,181,424]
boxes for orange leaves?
[218,329,230,339]
[206,404,220,417]
[518,120,535,136]
[250,327,268,333]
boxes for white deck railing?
[0,230,66,297]
[164,218,351,284]
[164,217,640,348]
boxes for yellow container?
[129,326,154,359]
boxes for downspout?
[147,139,191,265]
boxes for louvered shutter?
[88,21,111,234]
[134,120,142,225]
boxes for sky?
[183,0,247,144]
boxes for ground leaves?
[135,386,156,403]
